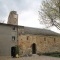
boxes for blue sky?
[0,0,60,33]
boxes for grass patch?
[43,52,60,58]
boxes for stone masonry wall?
[18,34,60,55]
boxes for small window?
[44,37,46,41]
[27,36,29,40]
[13,27,15,30]
[54,38,56,42]
[12,36,15,41]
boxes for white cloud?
[48,26,60,33]
[18,10,44,28]
[0,0,42,23]
[0,0,60,33]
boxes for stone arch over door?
[32,43,36,54]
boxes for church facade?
[0,11,60,56]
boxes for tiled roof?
[24,27,60,36]
[0,23,60,36]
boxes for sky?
[0,0,43,27]
[0,0,60,33]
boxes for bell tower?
[7,11,18,25]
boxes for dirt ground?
[0,54,60,60]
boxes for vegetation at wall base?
[15,45,19,57]
[43,52,60,58]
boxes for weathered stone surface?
[18,34,60,55]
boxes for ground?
[0,54,60,60]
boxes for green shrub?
[15,45,19,55]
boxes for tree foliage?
[39,0,60,29]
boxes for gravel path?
[0,54,60,60]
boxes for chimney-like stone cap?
[10,11,17,14]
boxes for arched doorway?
[32,43,36,54]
